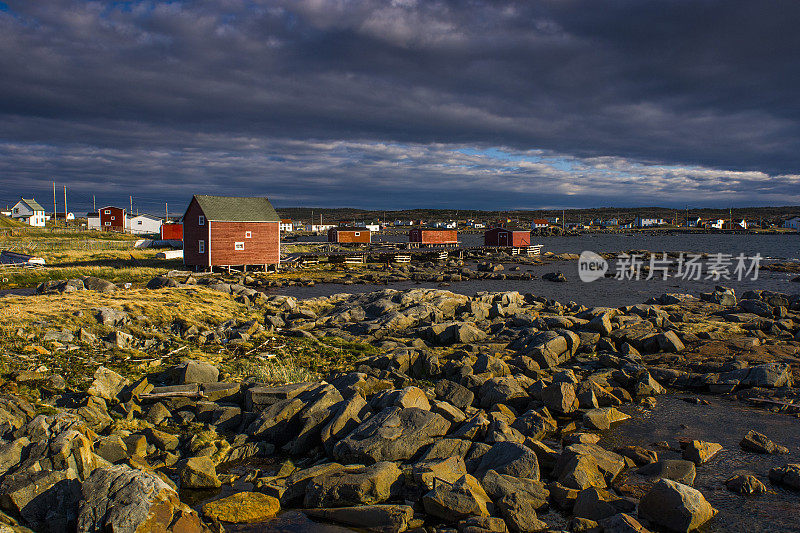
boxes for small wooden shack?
[484,227,531,247]
[328,227,371,244]
[183,195,280,271]
[408,228,458,246]
[161,222,183,240]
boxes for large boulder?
[769,464,800,490]
[78,464,205,532]
[176,361,219,384]
[474,442,540,480]
[333,407,450,464]
[87,367,129,401]
[541,382,579,414]
[481,469,548,532]
[422,474,493,522]
[303,505,414,532]
[638,479,717,533]
[180,457,221,489]
[513,330,580,368]
[202,492,280,523]
[304,462,403,508]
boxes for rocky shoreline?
[0,279,798,532]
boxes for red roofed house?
[183,195,280,271]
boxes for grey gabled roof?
[193,195,280,222]
[20,198,45,212]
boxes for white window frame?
[104,222,111,226]
[234,242,245,251]
[199,240,205,253]
[198,215,205,226]
[104,210,110,214]
[245,231,252,238]
[354,232,360,236]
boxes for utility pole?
[93,195,96,212]
[63,186,67,226]
[130,195,133,216]
[53,181,57,227]
[165,202,169,222]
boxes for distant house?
[409,228,458,246]
[783,216,800,230]
[393,220,414,226]
[128,213,162,235]
[548,217,560,225]
[49,212,75,222]
[364,223,381,232]
[686,217,702,227]
[706,219,725,230]
[183,195,280,271]
[634,216,666,228]
[531,219,549,229]
[432,221,457,229]
[161,221,183,240]
[484,228,531,247]
[328,227,371,244]
[279,219,293,232]
[11,198,46,227]
[305,223,336,232]
[87,212,100,230]
[100,206,126,232]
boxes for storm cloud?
[1,0,798,213]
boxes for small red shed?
[328,227,371,244]
[99,206,126,232]
[183,195,280,271]
[408,228,458,245]
[484,227,531,247]
[161,222,183,240]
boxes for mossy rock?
[202,492,280,523]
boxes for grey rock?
[638,479,717,533]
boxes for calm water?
[602,395,800,533]
[273,233,800,307]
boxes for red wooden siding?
[328,228,371,243]
[209,221,279,266]
[161,223,183,240]
[99,206,125,232]
[409,229,458,244]
[183,198,210,267]
[484,228,530,247]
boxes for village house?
[633,216,666,228]
[409,228,458,246]
[99,206,127,232]
[328,227,371,244]
[279,219,293,232]
[432,221,457,229]
[484,227,531,247]
[706,219,725,229]
[161,220,183,240]
[183,195,281,271]
[127,213,163,235]
[86,212,100,230]
[10,198,47,227]
[531,219,549,229]
[783,216,800,230]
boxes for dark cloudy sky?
[1,0,799,214]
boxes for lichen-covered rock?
[202,492,280,524]
[332,407,450,464]
[77,464,206,532]
[304,462,403,508]
[638,479,717,533]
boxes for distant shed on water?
[328,227,371,244]
[408,228,458,245]
[484,227,531,247]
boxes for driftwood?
[138,391,207,401]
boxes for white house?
[127,213,163,235]
[634,216,666,228]
[305,223,336,232]
[279,219,293,232]
[432,221,457,229]
[707,219,725,229]
[11,198,47,227]
[364,224,381,232]
[87,212,100,230]
[531,219,549,229]
[783,216,800,230]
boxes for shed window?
[137,220,142,225]
[245,231,252,238]
[104,210,110,214]
[105,222,111,226]
[235,242,244,251]
[198,215,205,226]
[199,240,205,253]
[354,232,360,236]
[111,216,115,220]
